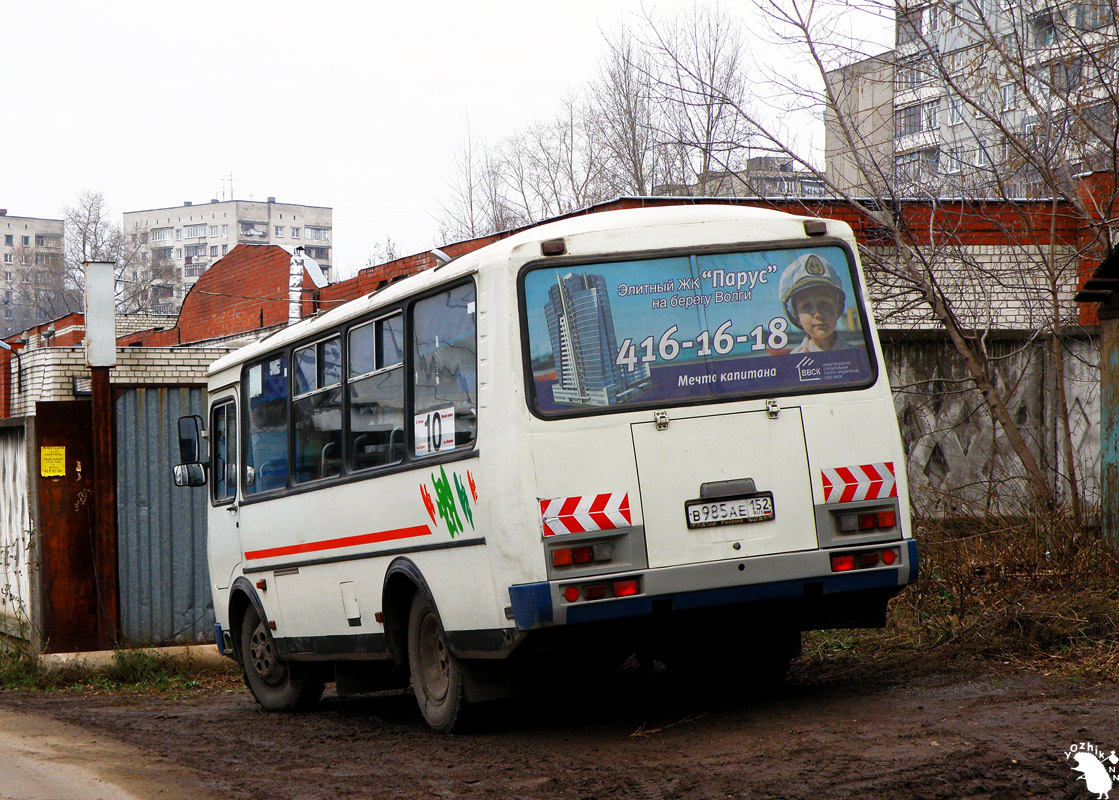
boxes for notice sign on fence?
[41,446,65,477]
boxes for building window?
[1077,1,1113,29]
[3,235,11,246]
[3,254,11,264]
[184,223,207,238]
[222,224,229,237]
[222,244,228,256]
[1031,11,1056,45]
[20,236,29,246]
[275,226,285,237]
[949,96,964,125]
[153,247,173,261]
[209,225,220,237]
[897,59,924,91]
[210,245,219,257]
[239,221,267,238]
[1000,82,1017,111]
[184,243,207,259]
[305,246,330,260]
[175,248,182,259]
[152,227,173,241]
[291,227,301,238]
[305,226,330,241]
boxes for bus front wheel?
[239,604,324,711]
[407,593,465,732]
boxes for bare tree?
[632,0,1116,516]
[65,191,173,315]
[640,1,753,194]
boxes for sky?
[6,1,890,280]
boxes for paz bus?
[174,204,918,731]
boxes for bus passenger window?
[347,314,404,470]
[245,356,290,493]
[211,401,236,502]
[413,283,477,456]
[293,336,343,483]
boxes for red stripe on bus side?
[244,525,432,561]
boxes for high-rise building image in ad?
[544,272,649,406]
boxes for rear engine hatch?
[631,408,817,569]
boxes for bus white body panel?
[184,204,917,728]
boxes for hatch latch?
[654,409,670,431]
[766,399,780,419]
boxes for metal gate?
[115,387,212,644]
[0,424,31,640]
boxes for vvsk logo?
[796,356,821,382]
[1066,742,1119,799]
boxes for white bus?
[175,204,918,731]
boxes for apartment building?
[653,157,825,199]
[122,198,332,310]
[826,0,1116,195]
[0,210,66,337]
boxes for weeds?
[0,644,238,693]
[801,512,1119,682]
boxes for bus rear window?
[521,246,874,415]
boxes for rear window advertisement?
[522,246,873,413]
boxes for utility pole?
[84,261,119,648]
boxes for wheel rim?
[249,621,285,686]
[417,611,450,703]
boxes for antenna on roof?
[431,248,452,268]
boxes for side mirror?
[173,463,207,488]
[178,415,203,463]
[174,415,207,488]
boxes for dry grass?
[799,513,1119,683]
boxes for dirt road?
[0,659,1114,800]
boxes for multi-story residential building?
[0,210,66,337]
[826,0,1117,196]
[653,157,825,199]
[122,197,332,310]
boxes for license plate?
[685,492,775,529]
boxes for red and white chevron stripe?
[821,462,897,504]
[539,493,632,536]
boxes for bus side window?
[413,283,477,455]
[293,336,343,484]
[347,314,405,471]
[244,356,290,494]
[211,401,236,502]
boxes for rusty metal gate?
[115,387,212,644]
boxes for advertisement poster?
[523,246,874,413]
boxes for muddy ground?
[0,656,1115,800]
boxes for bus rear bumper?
[509,538,918,630]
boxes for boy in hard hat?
[778,253,852,353]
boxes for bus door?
[631,407,816,569]
[208,393,243,589]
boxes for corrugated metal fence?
[115,387,213,644]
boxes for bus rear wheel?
[407,593,465,732]
[239,604,324,711]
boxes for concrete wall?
[884,331,1100,517]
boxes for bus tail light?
[613,579,639,597]
[837,507,898,534]
[551,541,616,568]
[561,576,642,604]
[831,546,902,573]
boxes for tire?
[407,592,466,732]
[239,604,324,711]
